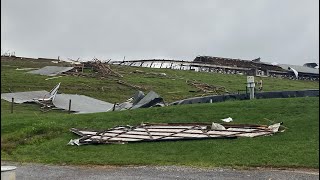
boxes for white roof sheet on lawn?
[53,94,114,114]
[1,91,50,103]
[28,66,74,76]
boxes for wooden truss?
[68,122,282,146]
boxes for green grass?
[1,58,319,168]
[1,97,319,168]
[1,58,319,103]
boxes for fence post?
[112,102,116,111]
[68,99,72,113]
[11,97,14,113]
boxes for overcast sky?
[1,0,319,65]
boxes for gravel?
[1,162,319,180]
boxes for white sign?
[247,76,255,88]
[247,76,255,83]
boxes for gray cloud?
[1,0,318,65]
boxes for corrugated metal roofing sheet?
[28,66,74,76]
[52,94,114,114]
[1,91,50,103]
[131,91,164,109]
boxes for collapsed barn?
[194,56,319,81]
[111,56,319,81]
[2,55,318,81]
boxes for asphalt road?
[1,162,319,180]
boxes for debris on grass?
[130,91,165,109]
[221,117,233,122]
[211,122,226,130]
[0,83,114,113]
[186,80,228,95]
[1,83,166,114]
[84,59,123,78]
[16,67,39,71]
[1,91,52,104]
[52,94,114,114]
[132,70,167,77]
[68,122,284,146]
[117,80,146,90]
[27,66,74,76]
[115,91,165,111]
[35,58,123,79]
[45,76,63,81]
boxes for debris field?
[68,122,283,146]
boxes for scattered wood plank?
[117,80,146,90]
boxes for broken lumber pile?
[84,59,123,78]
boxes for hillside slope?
[1,57,318,103]
[1,57,319,168]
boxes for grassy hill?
[1,57,319,103]
[1,57,319,168]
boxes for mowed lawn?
[1,57,319,168]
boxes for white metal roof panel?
[53,94,114,114]
[1,91,50,103]
[28,66,74,76]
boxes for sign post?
[247,76,255,99]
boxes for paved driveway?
[2,162,319,180]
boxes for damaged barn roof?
[68,122,283,146]
[28,66,74,76]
